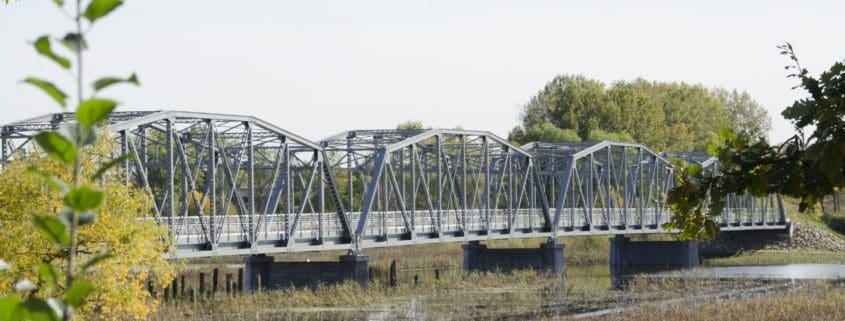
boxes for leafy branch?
[666,43,845,240]
[0,0,138,320]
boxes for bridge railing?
[154,204,785,248]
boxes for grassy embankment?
[705,197,845,266]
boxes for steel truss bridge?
[1,111,788,258]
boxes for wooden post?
[163,285,170,302]
[435,269,440,280]
[199,272,206,297]
[212,268,219,296]
[225,273,233,294]
[180,275,186,297]
[171,278,178,299]
[389,260,397,287]
[189,288,197,303]
[414,274,419,286]
[237,268,244,293]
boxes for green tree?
[606,81,667,147]
[508,122,581,144]
[666,44,845,240]
[521,75,609,139]
[0,143,177,319]
[513,75,743,151]
[712,88,772,139]
[396,119,426,130]
[586,129,635,142]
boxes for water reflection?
[649,264,845,280]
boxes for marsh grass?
[150,268,576,320]
[704,250,845,266]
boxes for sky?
[1,1,843,144]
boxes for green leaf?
[37,263,60,292]
[32,216,69,245]
[64,185,105,212]
[59,33,87,53]
[92,154,131,180]
[686,163,702,177]
[0,295,23,321]
[23,297,60,321]
[23,78,67,107]
[33,36,70,69]
[33,132,76,164]
[80,253,112,272]
[25,168,68,193]
[76,98,117,127]
[52,0,64,7]
[65,281,95,308]
[92,73,139,91]
[83,0,123,23]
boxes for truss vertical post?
[120,130,129,186]
[507,147,514,231]
[285,137,292,240]
[165,119,175,226]
[139,126,147,169]
[246,122,255,244]
[207,120,216,249]
[410,145,417,235]
[461,134,468,232]
[621,146,629,227]
[637,147,644,226]
[436,135,442,234]
[482,137,490,233]
[318,152,325,241]
[347,137,354,214]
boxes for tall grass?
[704,251,845,266]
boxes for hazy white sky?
[1,1,842,143]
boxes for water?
[648,264,845,280]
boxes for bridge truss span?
[0,111,790,258]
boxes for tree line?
[507,75,772,151]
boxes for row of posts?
[152,268,245,303]
[379,260,441,288]
[156,261,446,301]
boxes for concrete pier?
[609,235,699,288]
[243,253,369,292]
[462,240,565,276]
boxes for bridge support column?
[609,235,699,288]
[462,240,565,276]
[242,253,369,292]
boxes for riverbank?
[151,208,845,320]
